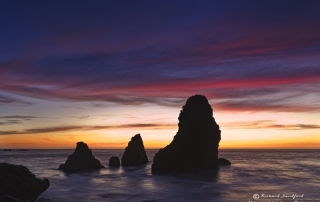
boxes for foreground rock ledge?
[152,95,230,172]
[121,134,148,166]
[0,163,50,202]
[59,142,104,172]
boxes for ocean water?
[1,149,319,202]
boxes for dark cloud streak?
[0,123,177,135]
[0,94,33,105]
[0,115,39,119]
[221,120,320,130]
[1,120,319,135]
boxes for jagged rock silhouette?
[121,134,148,166]
[152,95,223,172]
[59,142,104,172]
[0,163,50,202]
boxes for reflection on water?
[1,149,319,201]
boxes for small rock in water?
[109,156,120,167]
[121,134,148,166]
[218,158,231,165]
[59,142,104,172]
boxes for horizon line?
[1,148,319,150]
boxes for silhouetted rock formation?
[218,158,231,165]
[152,95,225,172]
[0,195,23,202]
[2,149,11,151]
[0,163,50,202]
[121,134,148,166]
[17,149,30,151]
[59,142,104,172]
[109,156,120,167]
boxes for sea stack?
[109,156,120,167]
[0,163,50,202]
[121,134,148,166]
[152,95,224,172]
[59,142,104,172]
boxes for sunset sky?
[1,0,320,149]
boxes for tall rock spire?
[152,95,221,172]
[121,134,148,166]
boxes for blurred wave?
[1,149,319,202]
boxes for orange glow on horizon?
[1,133,319,149]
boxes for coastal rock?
[218,158,231,165]
[0,163,50,202]
[121,134,148,166]
[109,156,120,167]
[0,195,23,202]
[152,95,225,172]
[59,142,104,172]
